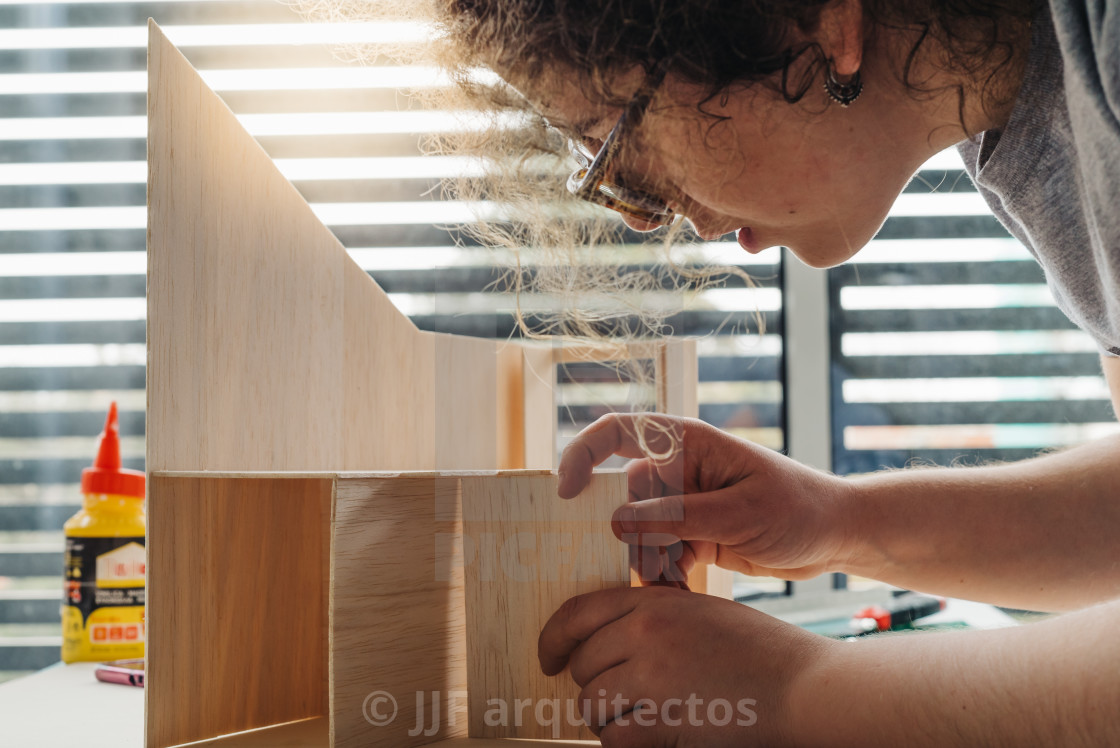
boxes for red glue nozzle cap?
[81,401,145,498]
[93,401,121,470]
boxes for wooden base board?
[176,717,597,748]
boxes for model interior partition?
[144,21,727,748]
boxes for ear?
[817,0,864,76]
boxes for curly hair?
[296,0,1037,424]
[438,0,1037,112]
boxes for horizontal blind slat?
[0,642,59,672]
[0,366,144,390]
[865,400,1114,425]
[839,308,1080,333]
[842,353,1103,379]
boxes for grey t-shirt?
[956,0,1120,355]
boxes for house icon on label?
[96,542,146,588]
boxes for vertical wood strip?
[656,340,734,598]
[329,476,468,748]
[496,343,526,470]
[521,345,558,469]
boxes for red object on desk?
[851,593,947,634]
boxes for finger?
[624,534,699,584]
[627,543,691,586]
[539,588,640,677]
[625,458,668,502]
[558,414,682,499]
[567,612,632,687]
[658,544,690,583]
[628,543,664,583]
[577,665,644,735]
[644,577,690,591]
[623,461,676,583]
[672,541,697,580]
[611,488,739,544]
[598,700,670,748]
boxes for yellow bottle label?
[61,535,145,663]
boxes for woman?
[423,0,1120,743]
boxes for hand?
[538,585,829,746]
[558,413,854,582]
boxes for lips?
[737,227,760,253]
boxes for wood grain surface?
[146,21,527,476]
[146,476,332,748]
[145,13,704,747]
[329,475,469,748]
[459,473,628,740]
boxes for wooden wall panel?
[147,21,516,475]
[146,476,332,748]
[432,333,499,470]
[459,472,628,740]
[329,476,469,748]
[147,22,346,472]
[521,345,558,469]
[337,250,435,471]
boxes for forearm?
[790,599,1120,747]
[840,435,1120,611]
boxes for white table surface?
[0,662,145,748]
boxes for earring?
[824,63,863,107]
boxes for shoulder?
[1049,0,1120,116]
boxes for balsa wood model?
[461,473,630,740]
[144,21,729,748]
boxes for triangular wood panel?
[146,20,531,474]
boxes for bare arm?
[839,355,1120,611]
[1104,354,1120,413]
[560,358,1120,611]
[792,597,1120,746]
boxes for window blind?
[830,149,1119,476]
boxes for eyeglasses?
[565,65,676,228]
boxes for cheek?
[660,125,822,222]
[649,108,865,231]
[678,160,815,224]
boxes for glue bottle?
[61,401,146,663]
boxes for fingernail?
[619,505,638,534]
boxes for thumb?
[611,489,737,546]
